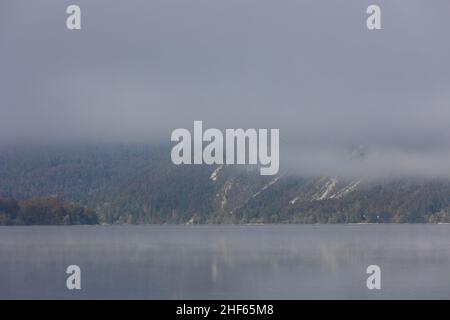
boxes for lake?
[0,224,449,299]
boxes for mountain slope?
[1,144,450,224]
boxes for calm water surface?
[0,224,449,299]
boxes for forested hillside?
[0,197,98,225]
[1,144,450,224]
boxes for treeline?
[2,145,450,224]
[234,178,450,224]
[0,197,98,225]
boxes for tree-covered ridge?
[0,197,98,225]
[1,144,450,224]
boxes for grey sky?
[1,0,450,177]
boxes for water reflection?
[0,225,449,299]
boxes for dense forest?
[1,144,450,224]
[0,197,98,225]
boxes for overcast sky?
[1,0,450,177]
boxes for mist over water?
[1,225,449,299]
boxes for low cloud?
[1,0,450,178]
